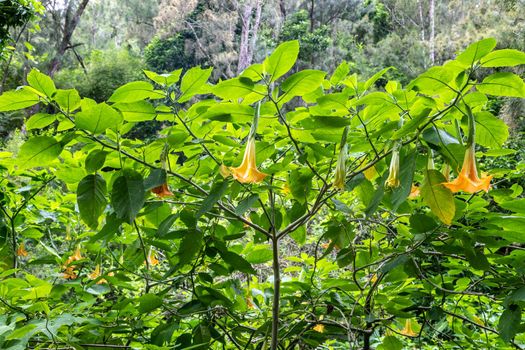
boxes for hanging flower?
[219,164,231,178]
[16,243,28,257]
[408,185,420,199]
[385,146,401,188]
[151,183,173,197]
[246,296,255,309]
[399,319,417,337]
[443,143,492,193]
[230,137,267,184]
[62,245,83,279]
[146,249,159,266]
[88,264,107,284]
[313,324,325,333]
[333,144,348,190]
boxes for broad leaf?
[474,111,508,148]
[27,69,56,98]
[481,49,525,67]
[421,169,455,225]
[111,170,145,223]
[77,174,107,229]
[75,102,123,134]
[17,136,63,169]
[178,67,213,103]
[108,81,157,103]
[477,72,525,98]
[263,40,299,82]
[0,88,40,111]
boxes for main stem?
[271,234,281,350]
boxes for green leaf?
[421,169,455,225]
[138,293,163,313]
[0,88,40,111]
[245,245,273,264]
[144,69,182,86]
[200,103,254,123]
[113,100,156,122]
[330,60,350,86]
[498,305,521,342]
[108,81,157,103]
[197,180,228,218]
[456,38,497,66]
[17,136,63,169]
[364,67,392,90]
[212,77,258,99]
[54,89,81,112]
[263,40,300,82]
[477,72,525,98]
[178,229,203,266]
[380,335,403,350]
[26,113,56,130]
[480,49,525,67]
[289,169,313,204]
[289,226,306,245]
[499,199,525,213]
[27,69,56,97]
[85,150,107,173]
[75,102,123,134]
[77,174,107,229]
[336,247,354,268]
[280,69,326,100]
[157,214,178,238]
[235,194,259,216]
[111,170,145,223]
[178,67,213,103]
[219,250,256,274]
[144,168,167,191]
[474,111,509,148]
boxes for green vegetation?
[1,1,525,349]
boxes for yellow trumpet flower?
[230,137,267,184]
[385,147,401,188]
[399,319,417,337]
[408,184,420,199]
[443,143,492,193]
[333,144,348,190]
[146,249,159,266]
[151,183,173,198]
[88,264,107,284]
[16,242,28,257]
[313,324,325,333]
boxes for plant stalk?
[271,234,281,350]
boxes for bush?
[54,49,144,102]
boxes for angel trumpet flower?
[151,183,173,197]
[400,319,417,337]
[385,146,401,188]
[230,137,267,184]
[442,143,492,193]
[16,242,28,257]
[333,128,349,190]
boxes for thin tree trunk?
[429,0,435,65]
[237,3,253,74]
[271,235,281,350]
[246,0,262,66]
[418,0,425,41]
[48,0,90,77]
[309,0,315,32]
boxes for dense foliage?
[0,38,525,350]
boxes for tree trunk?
[237,0,262,75]
[48,0,90,77]
[429,0,435,65]
[418,0,425,41]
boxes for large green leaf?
[212,77,260,100]
[75,102,123,134]
[280,70,326,100]
[498,305,521,342]
[54,89,81,112]
[219,250,256,274]
[474,111,509,148]
[178,67,213,103]
[110,170,145,223]
[263,40,299,82]
[108,81,157,103]
[480,49,525,67]
[197,180,228,218]
[77,174,107,229]
[137,293,163,313]
[27,69,56,98]
[178,229,204,266]
[25,113,56,130]
[477,72,525,98]
[17,136,63,169]
[456,38,497,66]
[0,88,40,111]
[421,169,455,225]
[113,101,156,122]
